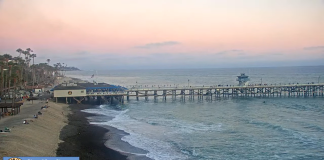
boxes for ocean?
[66,66,324,160]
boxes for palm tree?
[21,50,28,85]
[23,48,32,85]
[30,54,36,86]
[16,48,23,57]
[26,48,33,53]
[12,56,25,87]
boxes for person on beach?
[23,120,29,124]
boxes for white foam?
[144,118,224,134]
[83,105,122,116]
[83,104,223,160]
[122,133,187,160]
[86,106,188,160]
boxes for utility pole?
[188,79,189,87]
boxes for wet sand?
[56,104,128,160]
[0,76,138,160]
[0,101,130,160]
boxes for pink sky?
[0,0,323,69]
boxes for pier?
[95,83,324,100]
[53,73,324,104]
[53,83,324,105]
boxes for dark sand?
[56,104,128,160]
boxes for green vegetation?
[0,48,79,99]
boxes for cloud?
[215,49,244,55]
[303,46,324,50]
[271,53,283,55]
[31,49,324,70]
[75,51,91,56]
[135,41,180,49]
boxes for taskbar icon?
[3,157,79,160]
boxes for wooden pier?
[125,83,324,97]
[66,83,324,105]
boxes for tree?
[23,48,32,84]
[3,54,12,60]
[0,51,70,101]
[30,54,37,86]
[16,48,23,57]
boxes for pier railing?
[125,83,323,91]
[55,83,324,104]
[86,83,324,98]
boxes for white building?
[53,85,86,98]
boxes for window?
[81,91,84,93]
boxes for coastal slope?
[0,101,69,157]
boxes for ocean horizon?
[66,65,324,160]
[80,65,324,72]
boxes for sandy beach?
[0,77,129,160]
[0,100,69,157]
[56,104,128,160]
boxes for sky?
[0,0,323,70]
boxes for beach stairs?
[73,97,85,104]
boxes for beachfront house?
[53,82,127,104]
[53,83,86,103]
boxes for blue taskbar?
[3,157,79,160]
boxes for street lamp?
[261,78,262,86]
[188,79,189,87]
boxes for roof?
[76,83,114,88]
[54,85,86,90]
[53,82,127,91]
[76,83,127,90]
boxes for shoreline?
[0,76,129,160]
[59,76,153,160]
[0,76,153,160]
[56,104,128,160]
[55,76,152,160]
[83,105,152,160]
